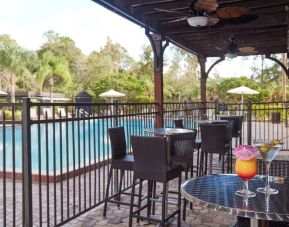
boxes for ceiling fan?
[155,0,257,27]
[217,36,257,58]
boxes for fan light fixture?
[187,16,208,27]
[225,52,237,58]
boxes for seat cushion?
[111,154,134,171]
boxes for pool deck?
[0,154,236,227]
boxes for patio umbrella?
[227,85,259,111]
[0,90,7,95]
[99,89,126,101]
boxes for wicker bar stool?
[174,119,202,176]
[170,131,197,221]
[220,115,243,146]
[103,127,142,218]
[129,135,182,227]
[200,122,233,175]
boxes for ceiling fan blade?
[224,14,258,25]
[216,46,224,51]
[154,8,185,15]
[194,0,218,13]
[216,7,250,19]
[207,16,219,26]
[238,47,257,55]
[162,17,188,24]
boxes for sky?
[0,0,266,78]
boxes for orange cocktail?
[235,157,257,181]
[233,145,258,198]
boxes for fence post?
[183,101,188,126]
[112,100,119,193]
[285,103,288,128]
[214,99,219,119]
[247,100,252,145]
[112,100,119,127]
[22,98,33,227]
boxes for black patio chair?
[174,119,202,176]
[129,135,182,227]
[200,122,233,175]
[170,131,197,221]
[220,115,244,146]
[174,119,184,128]
[103,126,142,218]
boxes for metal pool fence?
[0,99,288,226]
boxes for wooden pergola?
[92,0,289,127]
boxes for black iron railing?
[0,99,288,226]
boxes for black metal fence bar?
[0,103,22,227]
[22,100,156,226]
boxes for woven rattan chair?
[103,127,142,218]
[174,119,184,128]
[220,115,243,145]
[174,119,202,176]
[170,131,197,220]
[129,135,182,227]
[200,122,233,175]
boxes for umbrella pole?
[241,94,244,115]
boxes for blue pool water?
[0,119,154,174]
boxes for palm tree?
[0,43,25,102]
[36,51,71,93]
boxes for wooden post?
[146,29,168,128]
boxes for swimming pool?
[0,119,154,174]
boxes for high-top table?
[181,174,289,227]
[144,127,194,136]
[144,127,194,163]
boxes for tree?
[35,50,71,92]
[164,46,199,101]
[0,41,25,102]
[92,73,151,102]
[98,37,134,73]
[215,77,268,102]
[251,54,283,101]
[130,45,153,80]
[39,30,84,65]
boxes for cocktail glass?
[254,139,283,195]
[235,157,257,197]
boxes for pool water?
[0,119,153,174]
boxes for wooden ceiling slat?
[93,0,289,57]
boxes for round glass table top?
[181,174,289,221]
[144,128,193,135]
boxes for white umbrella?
[99,89,126,99]
[0,90,7,95]
[227,85,259,103]
[227,85,259,111]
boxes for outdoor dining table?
[194,119,228,125]
[144,127,194,163]
[181,174,289,227]
[144,127,194,136]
